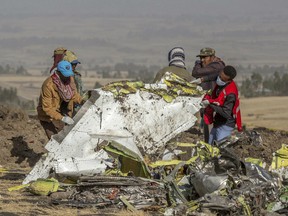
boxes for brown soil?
[0,104,287,215]
[0,105,47,170]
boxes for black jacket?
[192,57,225,91]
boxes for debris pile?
[13,135,288,215]
[2,73,288,215]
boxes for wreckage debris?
[23,73,203,184]
[12,134,287,215]
[10,74,288,215]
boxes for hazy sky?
[0,0,287,68]
[0,0,287,17]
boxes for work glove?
[200,100,210,108]
[61,116,74,125]
[191,78,202,85]
[212,101,220,106]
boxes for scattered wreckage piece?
[77,175,152,186]
[9,178,61,196]
[51,175,167,211]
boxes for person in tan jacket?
[37,60,83,139]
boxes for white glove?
[191,78,202,84]
[212,101,220,106]
[200,100,210,108]
[61,116,74,125]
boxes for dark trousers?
[203,121,210,143]
[200,108,210,143]
[40,120,64,140]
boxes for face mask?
[216,76,226,86]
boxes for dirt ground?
[241,96,288,131]
[0,104,288,215]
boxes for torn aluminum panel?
[24,82,202,184]
[189,171,228,197]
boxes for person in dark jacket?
[191,47,225,143]
[201,65,242,145]
[153,47,192,83]
[191,47,225,90]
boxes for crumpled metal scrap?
[51,175,166,210]
[214,129,263,148]
[189,171,228,197]
[46,134,288,215]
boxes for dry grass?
[241,96,288,131]
[0,75,124,102]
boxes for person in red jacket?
[201,65,242,145]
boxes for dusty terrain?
[0,96,288,215]
[0,75,121,103]
[241,96,288,131]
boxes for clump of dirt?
[0,104,47,169]
[233,127,288,166]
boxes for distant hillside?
[0,0,287,68]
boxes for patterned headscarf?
[51,73,74,102]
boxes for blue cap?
[57,60,74,77]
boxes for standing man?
[37,60,83,139]
[63,50,84,96]
[201,65,242,145]
[191,47,225,142]
[191,47,225,90]
[153,47,192,83]
[63,50,85,115]
[50,47,67,74]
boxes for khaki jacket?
[37,76,82,122]
[153,66,193,83]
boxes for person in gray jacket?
[191,47,225,143]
